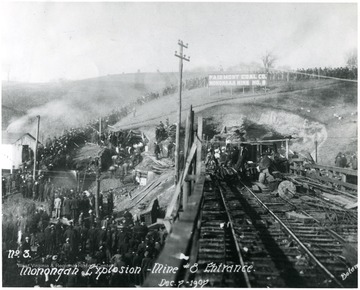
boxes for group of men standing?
[335,152,357,170]
[12,208,168,287]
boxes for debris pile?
[136,152,173,174]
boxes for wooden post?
[95,157,101,219]
[183,106,193,210]
[341,173,347,191]
[196,116,203,181]
[285,139,289,159]
[190,110,195,190]
[95,173,100,219]
[174,40,189,184]
[300,162,304,176]
[33,115,40,180]
[99,117,102,145]
[314,140,318,163]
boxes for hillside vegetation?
[2,71,207,135]
[112,79,357,166]
[2,73,357,166]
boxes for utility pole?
[95,157,101,219]
[174,40,190,184]
[99,117,102,145]
[33,115,40,180]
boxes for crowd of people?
[154,120,176,160]
[205,143,289,183]
[295,66,357,80]
[335,152,357,170]
[25,76,208,175]
[3,201,168,287]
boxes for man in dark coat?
[21,236,32,262]
[97,226,106,248]
[61,238,72,262]
[33,180,39,201]
[107,191,114,215]
[70,196,79,221]
[26,178,33,199]
[154,142,161,160]
[63,225,77,258]
[79,224,88,253]
[44,224,52,254]
[36,228,45,256]
[350,154,357,170]
[55,218,63,248]
[235,144,249,172]
[49,226,57,254]
[38,178,45,202]
[88,224,97,255]
[335,152,343,167]
[63,197,71,220]
[258,153,274,184]
[231,146,240,166]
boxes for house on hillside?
[1,131,40,171]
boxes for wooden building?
[1,131,40,170]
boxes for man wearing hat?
[80,224,88,253]
[49,225,56,254]
[258,152,274,184]
[88,224,97,256]
[97,225,107,248]
[61,238,72,262]
[54,195,62,219]
[63,196,71,220]
[107,190,114,215]
[21,236,31,253]
[44,224,52,254]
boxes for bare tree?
[346,49,357,69]
[261,51,277,73]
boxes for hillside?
[2,74,357,166]
[2,71,207,136]
[112,79,357,166]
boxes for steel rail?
[216,181,252,288]
[240,182,345,288]
[278,195,348,244]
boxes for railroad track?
[189,179,357,288]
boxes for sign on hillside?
[208,73,267,87]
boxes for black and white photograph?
[1,1,358,288]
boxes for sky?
[1,2,358,83]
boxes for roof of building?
[2,131,37,144]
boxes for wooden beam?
[196,116,203,181]
[165,143,197,220]
[183,107,193,210]
[305,163,357,176]
[308,174,358,191]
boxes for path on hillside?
[112,81,338,131]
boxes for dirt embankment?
[124,80,356,166]
[199,104,328,158]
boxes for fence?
[290,159,357,192]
